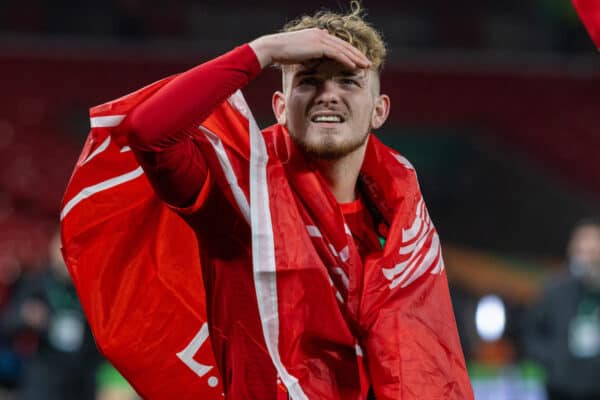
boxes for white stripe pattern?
[390,234,441,289]
[381,195,444,289]
[355,344,364,357]
[199,125,250,224]
[90,115,126,128]
[305,225,349,303]
[343,224,352,236]
[327,276,344,304]
[81,136,111,165]
[332,267,350,290]
[60,167,144,220]
[328,244,338,258]
[227,91,251,120]
[62,113,141,220]
[306,225,322,238]
[392,152,415,170]
[381,202,430,280]
[242,92,307,400]
[338,246,350,262]
[306,221,350,265]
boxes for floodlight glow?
[475,294,506,342]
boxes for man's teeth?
[312,115,342,123]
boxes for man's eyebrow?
[295,69,365,78]
[339,70,366,78]
[295,69,318,77]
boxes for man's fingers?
[320,33,371,68]
[322,41,369,69]
[321,48,357,69]
[326,35,368,61]
[327,45,365,68]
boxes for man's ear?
[371,94,390,130]
[272,91,286,125]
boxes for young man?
[61,4,472,399]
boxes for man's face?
[569,225,600,288]
[273,59,389,159]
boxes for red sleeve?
[120,44,262,207]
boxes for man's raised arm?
[119,44,261,207]
[119,29,369,208]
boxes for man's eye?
[299,77,319,86]
[340,78,359,86]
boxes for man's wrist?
[248,36,274,69]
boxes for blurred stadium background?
[0,0,599,399]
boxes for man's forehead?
[281,59,380,94]
[289,59,368,77]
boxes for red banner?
[60,79,223,399]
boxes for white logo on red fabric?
[382,199,444,289]
[176,323,219,388]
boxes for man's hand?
[249,28,371,69]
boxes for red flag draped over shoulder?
[62,78,473,398]
[573,0,600,49]
[60,78,224,399]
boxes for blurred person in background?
[0,231,102,400]
[524,218,600,400]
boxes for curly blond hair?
[282,1,387,72]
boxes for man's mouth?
[310,113,345,123]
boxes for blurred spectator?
[0,231,102,400]
[524,218,600,400]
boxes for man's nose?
[315,80,340,104]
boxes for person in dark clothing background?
[524,218,600,400]
[1,231,102,400]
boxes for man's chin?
[291,136,368,160]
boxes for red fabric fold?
[61,79,473,399]
[573,0,600,49]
